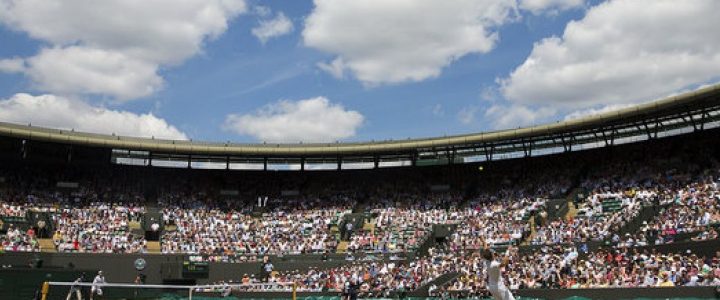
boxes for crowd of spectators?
[348,193,465,253]
[530,161,708,246]
[222,247,461,297]
[162,196,351,256]
[640,174,720,245]
[277,256,450,296]
[448,196,539,251]
[0,131,719,299]
[0,224,39,252]
[52,203,146,253]
[437,244,720,298]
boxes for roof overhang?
[1,84,720,160]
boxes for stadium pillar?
[300,158,305,171]
[292,282,297,300]
[483,144,494,161]
[700,110,709,130]
[447,149,456,165]
[66,146,73,163]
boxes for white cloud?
[0,0,246,100]
[303,0,518,85]
[519,0,584,15]
[431,104,444,117]
[480,85,501,102]
[252,12,294,44]
[500,0,720,110]
[317,58,346,79]
[0,57,25,73]
[224,97,363,143]
[484,105,556,129]
[563,103,634,121]
[0,93,187,140]
[25,47,163,100]
[253,5,272,18]
[457,106,478,125]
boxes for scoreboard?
[182,260,209,279]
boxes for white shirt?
[486,260,502,287]
[92,275,105,290]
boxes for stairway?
[522,216,535,246]
[38,238,56,253]
[362,219,375,233]
[146,241,161,253]
[565,202,578,219]
[129,221,142,230]
[408,272,460,297]
[336,241,349,253]
[339,213,366,241]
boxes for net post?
[41,281,49,300]
[292,282,297,300]
[188,286,193,300]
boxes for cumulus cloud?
[252,12,294,44]
[0,57,25,73]
[0,0,246,100]
[0,93,187,140]
[224,97,364,143]
[519,0,584,15]
[24,47,163,100]
[317,58,346,79]
[303,0,518,85]
[500,0,720,110]
[484,105,556,129]
[563,103,634,121]
[253,5,272,18]
[457,106,478,125]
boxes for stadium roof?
[1,84,720,168]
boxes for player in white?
[91,270,105,300]
[480,237,516,300]
[66,273,85,300]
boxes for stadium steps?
[339,213,366,241]
[522,215,535,246]
[565,188,583,220]
[362,219,374,233]
[131,228,145,237]
[565,202,578,219]
[617,204,662,236]
[129,221,142,230]
[146,241,161,253]
[38,238,56,253]
[336,241,349,253]
[407,272,460,297]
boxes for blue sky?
[0,0,718,143]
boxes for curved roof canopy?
[1,84,720,164]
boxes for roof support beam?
[483,144,494,162]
